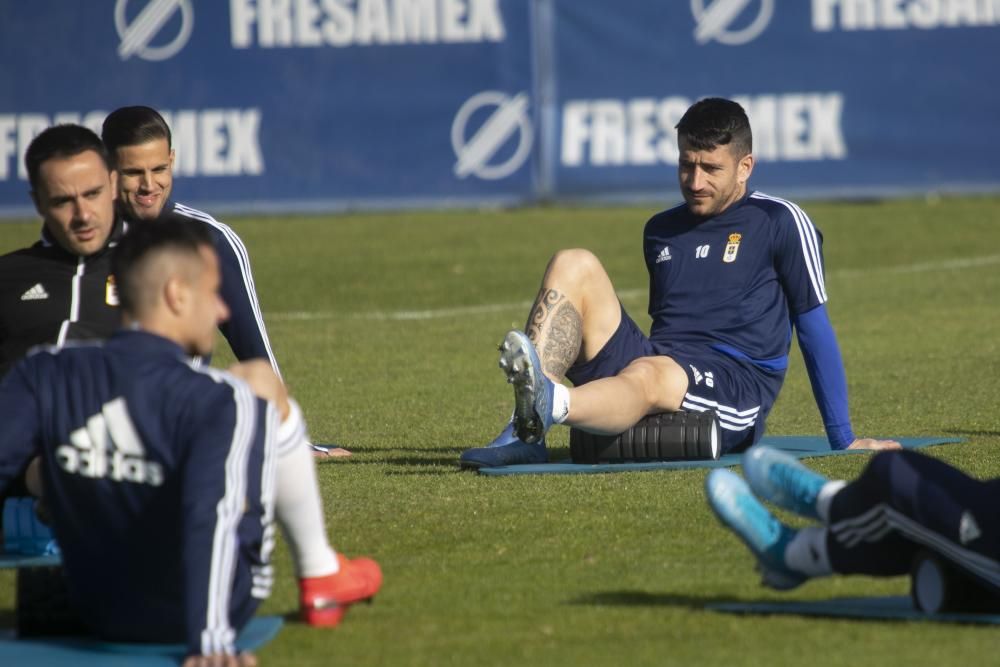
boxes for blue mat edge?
[707,596,1000,625]
[0,616,284,661]
[477,437,964,476]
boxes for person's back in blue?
[0,219,382,666]
[460,97,898,469]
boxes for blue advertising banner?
[1,1,998,216]
[549,0,1000,200]
[0,0,536,215]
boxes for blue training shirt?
[645,190,855,447]
[644,190,827,369]
[0,330,287,656]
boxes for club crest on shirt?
[106,275,119,306]
[723,233,742,264]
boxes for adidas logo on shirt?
[655,246,672,264]
[56,398,164,487]
[20,283,49,301]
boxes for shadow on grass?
[382,456,465,467]
[317,447,577,470]
[942,429,1000,438]
[331,445,465,455]
[385,469,463,477]
[314,454,464,467]
[566,590,736,609]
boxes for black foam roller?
[569,411,720,463]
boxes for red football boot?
[299,554,383,626]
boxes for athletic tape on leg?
[569,411,720,463]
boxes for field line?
[269,253,1000,322]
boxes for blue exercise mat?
[476,436,962,476]
[0,616,283,666]
[707,596,1000,625]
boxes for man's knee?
[228,360,290,417]
[547,248,606,285]
[622,356,688,412]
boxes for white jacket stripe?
[200,376,256,655]
[253,403,279,599]
[173,203,281,377]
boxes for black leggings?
[826,450,1000,582]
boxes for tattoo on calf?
[524,288,582,379]
[526,288,563,344]
[544,301,582,378]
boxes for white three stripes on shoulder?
[173,202,281,378]
[751,192,828,304]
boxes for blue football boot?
[458,422,548,469]
[498,330,555,445]
[705,469,807,591]
[742,446,829,521]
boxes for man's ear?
[109,169,119,201]
[737,153,755,185]
[163,276,188,316]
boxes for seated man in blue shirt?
[461,98,897,468]
[101,106,350,458]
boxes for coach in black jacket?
[0,125,122,378]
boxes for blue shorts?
[565,307,785,453]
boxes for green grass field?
[2,195,999,665]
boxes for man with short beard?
[102,106,350,457]
[461,98,898,469]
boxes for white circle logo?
[691,0,773,46]
[451,91,533,181]
[115,0,194,62]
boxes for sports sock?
[275,400,340,578]
[551,383,570,424]
[783,526,832,578]
[815,480,847,523]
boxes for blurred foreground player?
[102,106,350,458]
[0,219,381,665]
[706,447,999,610]
[460,98,896,468]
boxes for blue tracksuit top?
[0,329,280,656]
[644,190,855,447]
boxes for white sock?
[551,383,570,424]
[816,480,847,523]
[783,526,833,578]
[275,400,340,578]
